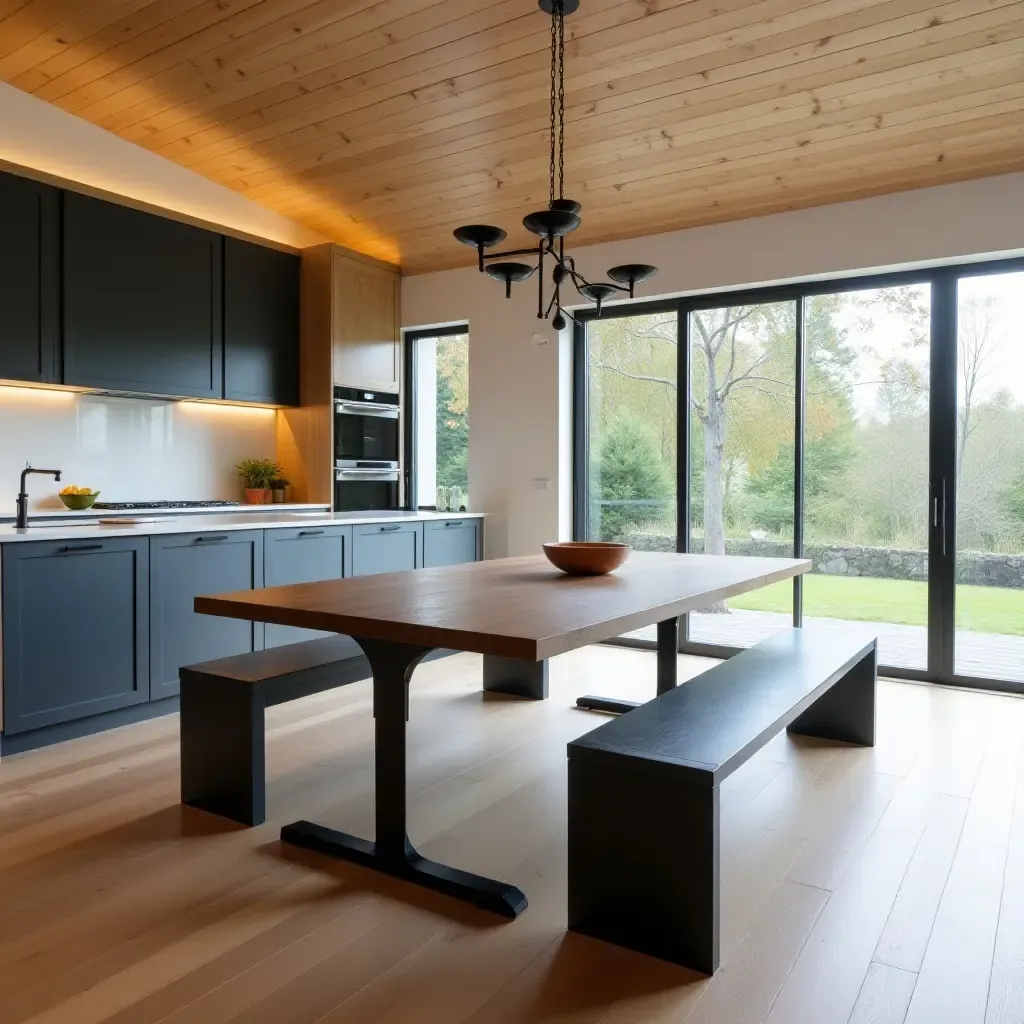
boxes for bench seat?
[180,635,368,827]
[568,627,877,974]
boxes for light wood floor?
[1,646,1023,1024]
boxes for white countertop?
[2,502,331,522]
[0,509,483,544]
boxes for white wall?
[0,82,325,250]
[0,388,278,514]
[401,172,1024,558]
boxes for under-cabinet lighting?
[0,382,77,401]
[177,400,277,417]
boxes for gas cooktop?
[92,500,241,511]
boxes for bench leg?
[483,655,549,700]
[180,669,266,827]
[788,645,877,747]
[568,757,720,974]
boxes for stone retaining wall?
[626,534,1024,589]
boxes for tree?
[435,335,469,489]
[1001,468,1024,527]
[591,415,671,541]
[957,295,999,482]
[876,357,927,424]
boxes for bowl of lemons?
[58,485,100,510]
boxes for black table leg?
[280,637,528,919]
[483,654,549,700]
[576,616,680,714]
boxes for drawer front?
[2,537,150,734]
[423,520,480,567]
[150,531,264,699]
[263,525,354,649]
[351,522,422,577]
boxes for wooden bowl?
[542,541,630,576]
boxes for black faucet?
[16,465,62,529]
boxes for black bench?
[179,637,534,827]
[180,635,369,826]
[567,627,876,975]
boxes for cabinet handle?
[379,524,401,532]
[445,521,463,527]
[61,543,103,553]
[299,529,325,537]
[195,534,229,543]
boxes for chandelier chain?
[557,3,565,200]
[548,3,557,206]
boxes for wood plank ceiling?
[1,0,1022,273]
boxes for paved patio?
[625,608,1023,683]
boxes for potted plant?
[269,476,289,504]
[236,458,280,504]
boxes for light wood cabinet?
[279,243,402,506]
[331,251,401,392]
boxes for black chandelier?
[452,0,657,330]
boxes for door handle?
[195,534,229,543]
[379,524,401,532]
[61,543,103,553]
[299,529,325,536]
[933,479,948,558]
[445,521,463,527]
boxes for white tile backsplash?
[0,386,278,513]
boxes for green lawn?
[728,574,1024,636]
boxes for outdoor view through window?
[412,330,469,510]
[585,272,1024,682]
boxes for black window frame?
[403,323,470,510]
[573,255,1024,696]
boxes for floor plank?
[0,648,1020,1024]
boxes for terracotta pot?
[542,541,631,576]
[244,488,272,504]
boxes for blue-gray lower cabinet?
[351,521,423,576]
[423,519,481,567]
[263,525,354,649]
[150,530,264,700]
[1,538,149,734]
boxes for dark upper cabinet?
[224,238,299,406]
[1,538,149,734]
[150,530,264,700]
[0,171,59,384]
[62,191,223,398]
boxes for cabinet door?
[224,237,300,406]
[150,531,263,699]
[332,253,400,392]
[351,522,422,576]
[263,525,357,650]
[63,192,223,398]
[1,538,149,734]
[0,171,58,384]
[423,520,480,567]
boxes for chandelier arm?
[480,246,541,261]
[537,244,545,319]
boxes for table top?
[195,552,811,661]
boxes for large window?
[574,259,1024,692]
[406,327,469,510]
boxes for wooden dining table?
[195,551,810,918]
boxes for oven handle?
[335,469,400,481]
[335,401,399,419]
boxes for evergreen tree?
[591,415,671,540]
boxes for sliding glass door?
[953,270,1024,684]
[687,300,796,648]
[574,257,1024,693]
[800,284,932,671]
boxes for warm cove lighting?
[0,382,76,401]
[177,400,277,417]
